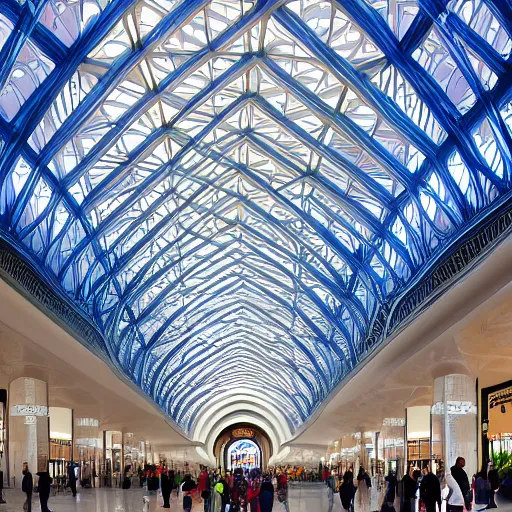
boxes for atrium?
[0,0,511,510]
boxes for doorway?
[226,438,261,472]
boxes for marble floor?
[0,483,331,512]
[1,484,511,512]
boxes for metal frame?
[0,0,511,435]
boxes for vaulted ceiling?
[0,0,511,438]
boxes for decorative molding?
[0,237,107,356]
[388,204,512,335]
[361,200,512,361]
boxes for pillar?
[431,374,477,477]
[8,377,49,487]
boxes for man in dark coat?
[340,471,356,511]
[419,471,441,512]
[451,457,471,510]
[160,469,172,509]
[217,474,231,512]
[22,462,33,512]
[0,469,5,503]
[401,470,420,512]
[67,462,77,497]
[259,474,274,512]
[488,465,500,508]
[36,471,53,512]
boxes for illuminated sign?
[76,418,99,427]
[11,405,48,417]
[232,428,255,438]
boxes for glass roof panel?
[0,0,511,435]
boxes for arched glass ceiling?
[0,0,511,435]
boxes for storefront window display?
[482,381,512,478]
[105,431,122,488]
[406,406,432,473]
[48,408,73,482]
[75,418,102,488]
[381,418,405,479]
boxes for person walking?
[260,474,274,512]
[445,471,465,512]
[182,474,197,512]
[419,470,441,512]
[0,469,5,504]
[248,470,262,512]
[198,467,211,512]
[451,458,471,511]
[340,471,356,512]
[276,472,290,512]
[327,472,337,512]
[36,470,53,512]
[386,472,399,508]
[474,468,490,512]
[67,462,77,497]
[401,470,420,512]
[218,474,231,512]
[356,467,371,512]
[161,468,172,509]
[488,465,500,509]
[22,462,33,512]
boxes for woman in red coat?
[248,474,261,512]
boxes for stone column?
[9,377,49,487]
[431,374,477,477]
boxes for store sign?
[25,416,37,425]
[383,418,405,427]
[11,405,48,417]
[76,418,99,427]
[232,428,255,438]
[431,401,477,415]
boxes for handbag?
[201,489,210,499]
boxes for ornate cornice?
[0,237,107,357]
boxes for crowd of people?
[138,464,292,512]
[15,455,512,512]
[323,456,509,512]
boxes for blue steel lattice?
[0,0,511,434]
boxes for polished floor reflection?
[0,483,331,511]
[1,484,512,512]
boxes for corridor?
[0,483,338,512]
[2,484,512,512]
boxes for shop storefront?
[339,434,360,475]
[381,418,405,478]
[406,406,432,473]
[104,431,122,487]
[75,418,103,488]
[48,407,73,483]
[482,380,512,476]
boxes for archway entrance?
[213,424,272,470]
[226,438,261,472]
